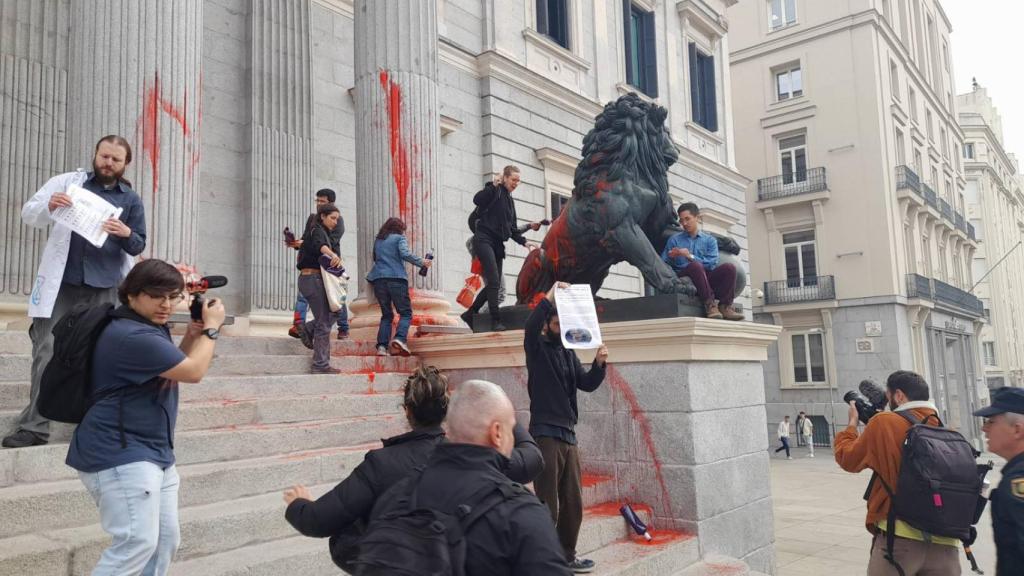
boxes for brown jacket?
[833,404,940,533]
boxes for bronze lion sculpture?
[516,93,745,304]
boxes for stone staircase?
[0,331,763,575]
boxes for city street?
[771,447,1003,576]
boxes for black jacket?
[304,212,344,251]
[992,451,1024,575]
[369,442,571,576]
[284,424,543,566]
[473,182,527,246]
[525,299,605,432]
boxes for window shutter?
[537,0,550,35]
[702,52,717,131]
[623,0,634,86]
[688,43,699,123]
[641,10,658,97]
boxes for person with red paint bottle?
[366,217,431,357]
[526,281,608,574]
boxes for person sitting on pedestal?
[661,202,743,321]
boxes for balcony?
[763,275,836,306]
[939,197,953,221]
[895,165,921,193]
[906,274,983,317]
[921,182,938,208]
[955,212,966,232]
[757,167,828,202]
[967,222,976,241]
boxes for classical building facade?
[728,0,985,446]
[959,85,1024,389]
[0,0,749,333]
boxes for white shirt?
[777,421,790,438]
[801,417,813,436]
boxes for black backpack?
[353,470,528,576]
[38,303,116,424]
[872,412,990,575]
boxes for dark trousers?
[297,274,336,370]
[16,283,117,439]
[371,278,412,347]
[535,437,583,562]
[470,233,503,319]
[676,261,737,307]
[774,437,791,457]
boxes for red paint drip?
[605,366,675,525]
[379,71,412,227]
[141,75,162,198]
[581,473,613,488]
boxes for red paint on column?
[141,74,162,198]
[379,71,412,227]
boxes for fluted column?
[66,0,203,267]
[349,0,452,334]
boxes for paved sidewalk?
[770,447,1002,576]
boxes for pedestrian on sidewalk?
[526,281,608,574]
[286,188,349,343]
[365,217,431,357]
[67,259,225,576]
[3,135,147,449]
[800,411,815,457]
[775,416,792,459]
[295,203,344,374]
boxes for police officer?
[974,387,1024,576]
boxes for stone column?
[66,0,203,267]
[349,0,453,336]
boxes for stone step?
[0,331,30,355]
[1,391,403,443]
[676,555,754,576]
[0,371,408,411]
[588,532,700,575]
[0,353,420,381]
[0,414,404,486]
[0,444,375,539]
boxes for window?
[775,65,803,101]
[769,0,797,30]
[942,40,949,72]
[909,87,918,122]
[792,333,826,384]
[914,149,923,173]
[926,109,933,140]
[689,43,717,131]
[984,308,991,323]
[550,191,570,221]
[983,342,996,367]
[783,230,817,287]
[890,61,900,100]
[921,235,932,276]
[779,134,807,185]
[536,0,570,49]
[945,180,953,204]
[930,167,938,189]
[894,127,906,166]
[940,128,947,158]
[624,2,657,97]
[963,143,975,159]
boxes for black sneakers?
[1,430,47,448]
[569,558,595,573]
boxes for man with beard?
[3,135,147,448]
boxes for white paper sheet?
[554,284,604,350]
[50,184,123,248]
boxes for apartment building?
[728,0,985,446]
[959,85,1024,389]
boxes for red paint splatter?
[527,292,546,309]
[366,372,376,383]
[379,71,412,229]
[581,473,614,488]
[137,72,199,199]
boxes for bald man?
[364,380,570,575]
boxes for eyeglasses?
[145,292,186,305]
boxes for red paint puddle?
[630,529,691,547]
[698,562,746,575]
[581,473,613,488]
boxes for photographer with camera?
[834,371,967,576]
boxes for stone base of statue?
[411,317,782,574]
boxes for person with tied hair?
[295,202,345,374]
[4,135,148,449]
[363,379,570,575]
[365,217,431,357]
[462,165,540,331]
[282,367,544,571]
[66,258,226,576]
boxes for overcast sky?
[944,1,1024,161]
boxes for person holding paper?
[661,202,743,321]
[3,135,147,449]
[525,281,608,573]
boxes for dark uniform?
[974,387,1024,576]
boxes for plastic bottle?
[619,504,652,541]
[419,250,434,277]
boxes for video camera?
[843,379,888,424]
[185,275,228,322]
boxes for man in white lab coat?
[2,135,146,448]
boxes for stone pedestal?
[349,0,453,338]
[413,318,783,575]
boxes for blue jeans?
[79,462,180,576]
[295,291,348,331]
[774,437,791,457]
[372,278,412,347]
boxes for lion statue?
[516,93,745,304]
